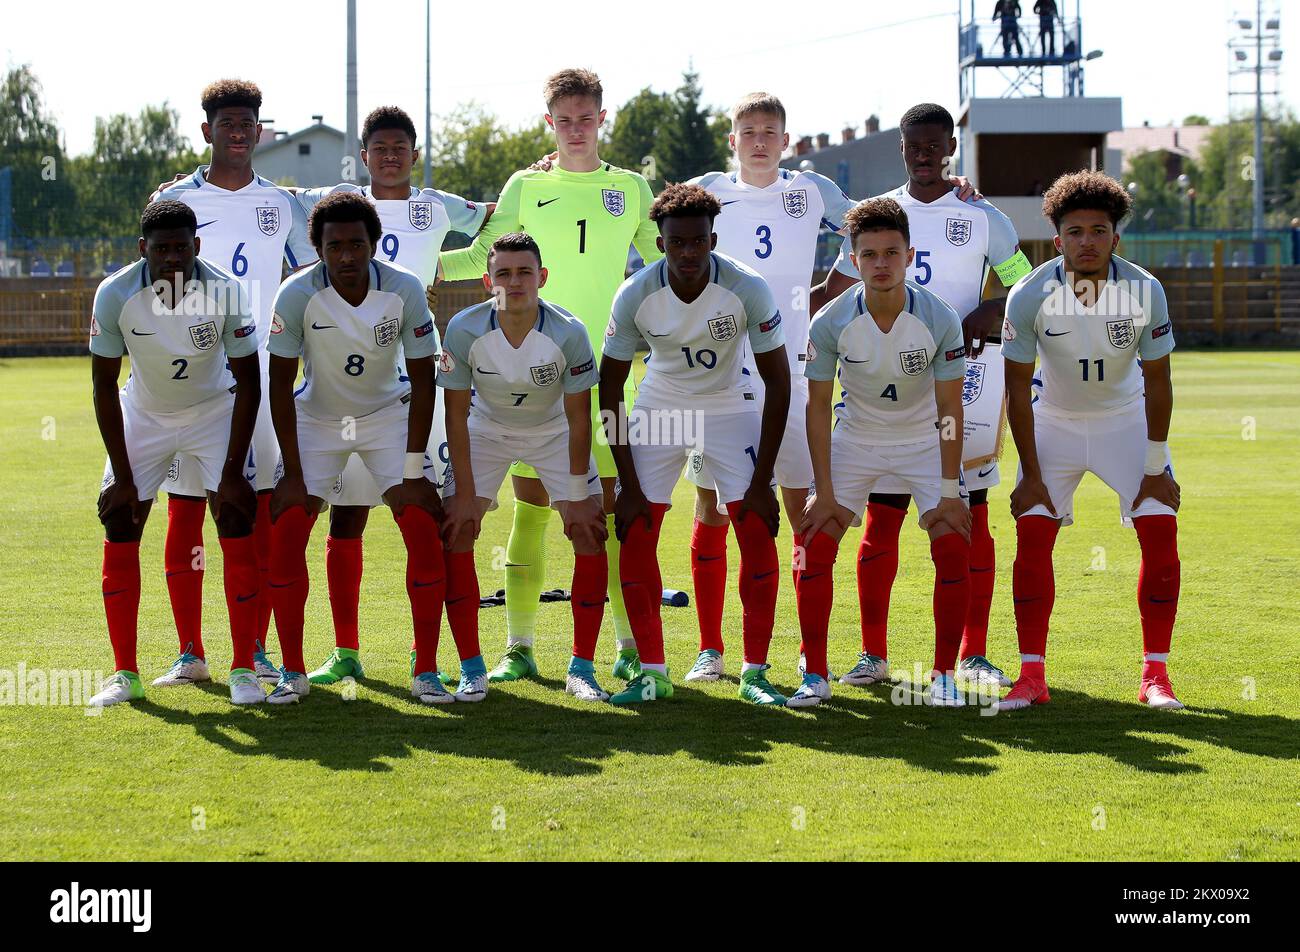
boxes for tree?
[659,68,731,185]
[1182,114,1211,126]
[0,65,76,241]
[1196,111,1300,230]
[422,102,551,202]
[604,87,673,185]
[1124,150,1194,232]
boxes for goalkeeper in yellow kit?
[438,68,663,684]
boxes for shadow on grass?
[127,673,1300,779]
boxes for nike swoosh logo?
[587,475,599,484]
[970,566,994,573]
[103,589,127,597]
[446,595,468,604]
[1150,596,1177,603]
[697,555,722,562]
[1044,329,1071,337]
[1012,597,1040,604]
[859,551,887,564]
[131,329,156,336]
[537,198,560,207]
[236,592,258,602]
[476,367,500,375]
[196,220,218,230]
[941,578,965,585]
[754,570,777,580]
[579,600,605,608]
[843,356,868,363]
[311,322,337,330]
[721,201,739,206]
[413,579,444,588]
[978,465,996,478]
[800,572,824,581]
[165,570,194,578]
[268,581,294,589]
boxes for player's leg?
[160,488,207,678]
[956,477,1012,688]
[305,456,372,685]
[999,416,1083,711]
[842,491,909,686]
[488,465,550,680]
[607,435,681,705]
[910,461,971,708]
[246,379,282,679]
[685,463,729,682]
[1098,411,1183,709]
[596,402,641,681]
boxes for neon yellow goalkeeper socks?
[504,499,552,641]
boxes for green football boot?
[611,646,641,682]
[738,665,787,706]
[487,643,538,683]
[307,647,364,685]
[408,649,454,686]
[609,669,673,705]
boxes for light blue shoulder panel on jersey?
[426,188,489,236]
[266,262,325,359]
[804,170,856,232]
[688,171,727,190]
[438,301,495,390]
[89,260,147,358]
[537,300,599,393]
[1000,257,1060,364]
[371,259,439,358]
[153,166,205,202]
[1113,255,1175,360]
[804,286,859,382]
[713,253,784,354]
[296,182,358,214]
[603,264,661,362]
[196,258,260,359]
[907,281,966,381]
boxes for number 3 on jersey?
[755,225,772,260]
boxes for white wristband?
[940,478,961,499]
[403,452,425,480]
[1144,441,1168,477]
[568,474,592,502]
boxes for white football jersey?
[268,259,438,421]
[806,281,965,445]
[1002,255,1174,418]
[296,184,486,286]
[156,167,316,345]
[90,258,258,413]
[834,185,1030,319]
[603,253,785,414]
[691,169,855,375]
[439,299,598,438]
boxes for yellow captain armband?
[993,250,1033,287]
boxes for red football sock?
[1134,515,1180,655]
[792,531,805,656]
[325,535,363,651]
[726,501,780,666]
[690,519,728,653]
[164,496,206,658]
[960,502,995,660]
[618,503,668,665]
[219,535,260,671]
[795,531,839,679]
[395,507,448,673]
[1012,515,1059,658]
[443,551,481,665]
[571,552,608,661]
[103,540,141,673]
[931,533,971,674]
[857,502,905,658]
[254,493,274,642]
[267,506,316,675]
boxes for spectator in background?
[994,1,1023,57]
[1035,0,1058,57]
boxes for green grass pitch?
[1,352,1297,861]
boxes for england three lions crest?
[256,206,281,237]
[708,314,738,342]
[1107,319,1136,349]
[945,217,971,246]
[899,348,930,376]
[189,321,219,351]
[409,201,434,231]
[374,318,400,347]
[783,189,808,219]
[602,189,625,217]
[531,362,559,387]
[962,361,985,405]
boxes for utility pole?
[346,0,360,183]
[424,0,432,189]
[1229,4,1282,264]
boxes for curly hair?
[1041,170,1133,229]
[362,105,417,148]
[141,200,197,238]
[649,182,723,224]
[488,232,543,267]
[543,68,603,110]
[732,92,786,128]
[899,102,954,136]
[308,192,382,249]
[200,79,262,120]
[843,197,911,248]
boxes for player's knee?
[869,492,911,512]
[101,504,148,543]
[968,489,988,507]
[214,508,253,539]
[329,505,369,539]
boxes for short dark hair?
[488,232,543,268]
[543,68,603,110]
[141,200,198,238]
[732,92,786,128]
[362,105,417,148]
[649,182,723,225]
[1041,170,1133,229]
[308,191,382,249]
[201,79,262,121]
[899,102,954,137]
[844,197,911,247]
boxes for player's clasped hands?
[440,491,483,546]
[1009,474,1058,520]
[1132,471,1181,513]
